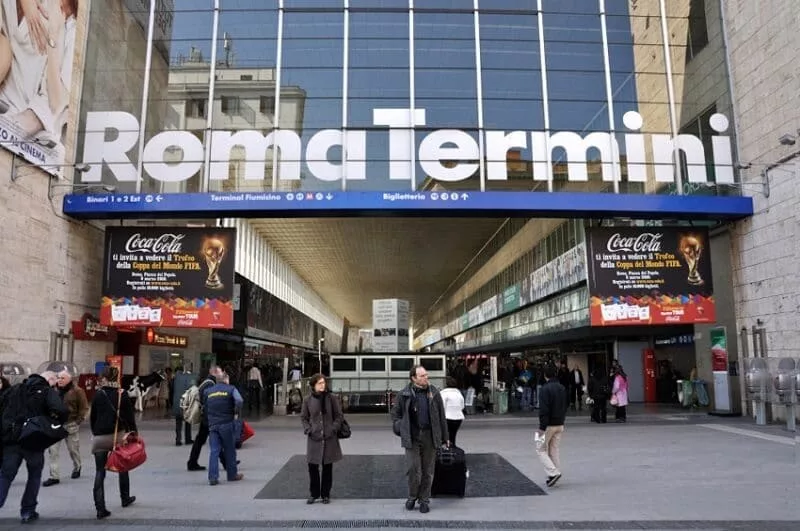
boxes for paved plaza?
[0,407,796,530]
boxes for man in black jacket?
[0,372,67,523]
[390,365,449,514]
[536,364,567,488]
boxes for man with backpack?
[186,366,236,472]
[172,366,195,446]
[0,371,67,523]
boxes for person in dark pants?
[187,367,232,471]
[0,371,66,524]
[439,377,465,447]
[172,367,194,446]
[391,365,449,514]
[89,367,137,520]
[203,369,243,485]
[300,374,343,504]
[588,369,609,423]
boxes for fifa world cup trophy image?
[202,237,226,290]
[678,234,704,286]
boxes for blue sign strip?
[62,190,753,220]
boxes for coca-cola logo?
[606,232,663,253]
[124,233,185,254]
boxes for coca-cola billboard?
[101,227,236,328]
[586,227,715,326]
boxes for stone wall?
[723,0,800,418]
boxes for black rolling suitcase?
[431,446,467,498]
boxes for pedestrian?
[171,366,194,446]
[90,366,137,520]
[0,371,66,524]
[300,374,343,504]
[438,376,465,447]
[203,367,243,485]
[43,369,88,486]
[611,366,629,423]
[536,364,567,488]
[390,364,449,514]
[588,368,610,423]
[246,364,263,414]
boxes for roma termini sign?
[80,109,735,186]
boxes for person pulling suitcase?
[390,365,449,514]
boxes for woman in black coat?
[90,366,137,520]
[300,373,343,505]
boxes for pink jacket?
[612,375,629,407]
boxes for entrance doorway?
[114,328,141,376]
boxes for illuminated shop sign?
[80,109,734,186]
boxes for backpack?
[1,381,47,444]
[181,385,201,424]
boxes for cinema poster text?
[586,227,715,326]
[101,227,236,328]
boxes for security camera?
[74,163,91,173]
[778,133,796,146]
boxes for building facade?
[0,0,796,420]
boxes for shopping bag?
[241,420,255,443]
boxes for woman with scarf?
[300,373,343,504]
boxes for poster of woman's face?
[0,0,79,174]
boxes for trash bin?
[494,388,508,415]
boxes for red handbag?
[105,389,147,473]
[241,420,255,443]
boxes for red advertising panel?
[100,227,236,328]
[586,227,715,326]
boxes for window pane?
[362,358,386,371]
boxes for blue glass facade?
[77,1,736,197]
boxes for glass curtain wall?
[77,0,736,196]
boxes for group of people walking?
[0,358,629,523]
[0,366,137,523]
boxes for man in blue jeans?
[202,369,244,485]
[0,371,67,524]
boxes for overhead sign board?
[81,109,734,185]
[63,190,753,220]
[101,227,237,328]
[586,227,715,326]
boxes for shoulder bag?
[331,394,351,439]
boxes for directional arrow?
[461,193,469,200]
[326,193,333,200]
[155,195,163,202]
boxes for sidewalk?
[0,412,795,529]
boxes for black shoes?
[122,496,136,508]
[419,502,430,514]
[306,497,317,504]
[71,468,81,479]
[42,478,59,487]
[322,497,330,504]
[21,512,39,524]
[97,509,111,520]
[546,474,562,487]
[187,463,206,471]
[404,499,416,510]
